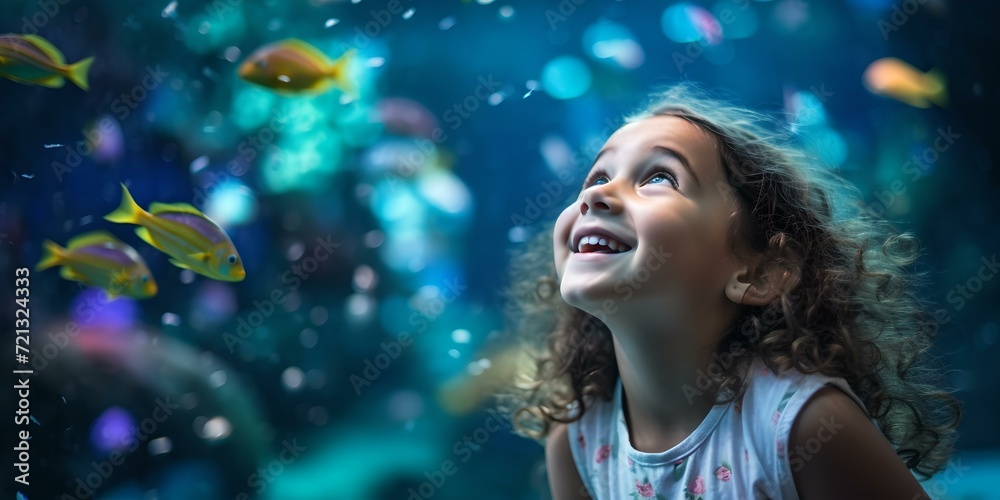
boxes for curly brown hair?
[495,82,962,479]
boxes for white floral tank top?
[566,356,874,499]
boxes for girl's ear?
[725,253,801,306]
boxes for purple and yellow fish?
[35,231,157,299]
[104,183,246,282]
[238,38,357,96]
[0,33,93,90]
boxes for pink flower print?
[744,448,749,463]
[635,480,655,498]
[776,439,785,457]
[627,456,634,467]
[674,458,684,466]
[577,433,586,449]
[594,444,611,464]
[772,410,781,425]
[716,466,732,482]
[690,475,706,495]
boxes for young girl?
[499,83,962,499]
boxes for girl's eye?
[645,167,679,188]
[582,168,609,188]
[582,166,679,189]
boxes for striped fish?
[35,230,157,299]
[104,183,246,282]
[0,33,93,90]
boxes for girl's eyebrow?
[589,145,701,187]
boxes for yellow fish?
[863,57,947,108]
[238,39,357,96]
[104,183,246,282]
[35,230,157,299]
[0,33,93,90]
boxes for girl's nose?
[580,185,621,215]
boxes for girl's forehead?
[602,115,720,171]
[607,115,714,151]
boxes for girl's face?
[553,115,745,321]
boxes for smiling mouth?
[573,236,635,255]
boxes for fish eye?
[256,59,266,69]
[141,275,149,283]
[228,254,238,264]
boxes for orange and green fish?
[238,39,357,96]
[0,33,94,90]
[863,57,947,109]
[35,230,157,299]
[104,183,246,282]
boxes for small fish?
[0,34,94,90]
[35,230,157,299]
[863,57,947,109]
[104,183,246,282]
[238,39,357,96]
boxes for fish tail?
[66,56,94,91]
[36,240,65,271]
[329,48,358,97]
[926,68,948,108]
[104,183,145,225]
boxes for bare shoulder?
[789,385,929,500]
[546,423,592,500]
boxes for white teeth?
[577,234,630,253]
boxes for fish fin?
[59,266,89,284]
[168,258,193,270]
[1,72,64,88]
[925,67,948,108]
[107,268,133,294]
[280,38,334,67]
[35,240,65,271]
[134,227,162,250]
[327,48,358,97]
[66,230,119,250]
[21,34,67,65]
[65,56,94,91]
[190,251,212,264]
[104,183,145,224]
[149,201,205,216]
[35,74,66,88]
